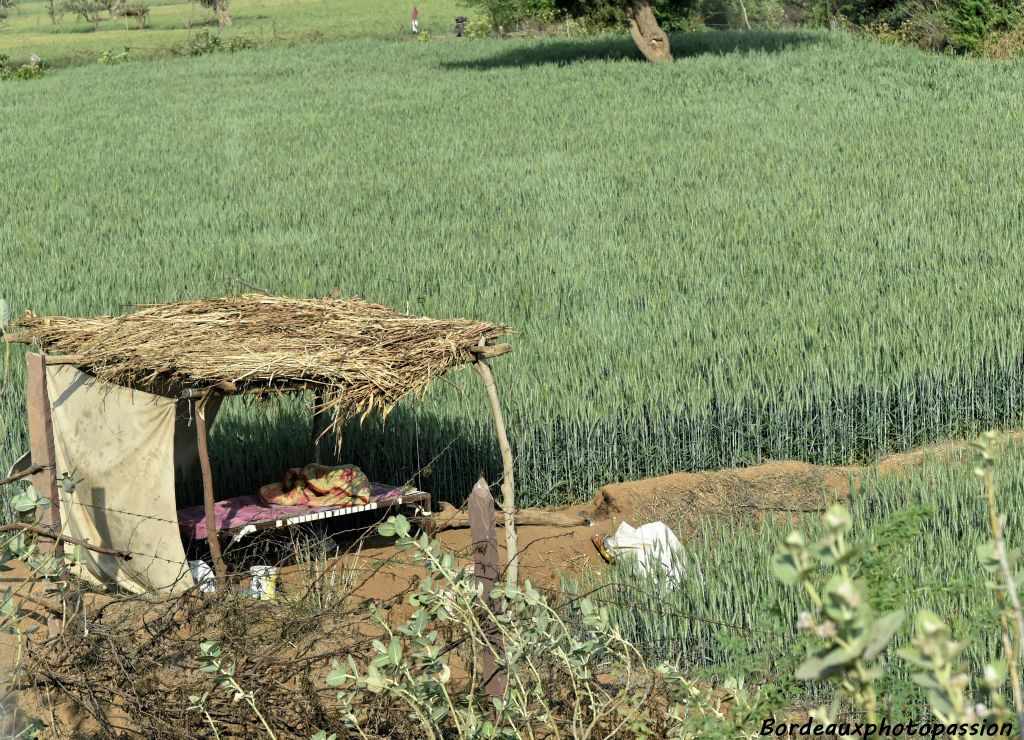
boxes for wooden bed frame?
[177,485,434,544]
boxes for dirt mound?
[418,433,1015,586]
[589,460,851,537]
[582,435,996,537]
[581,433,1015,538]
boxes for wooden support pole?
[1,333,32,344]
[311,387,324,465]
[25,353,67,637]
[474,340,519,587]
[468,476,507,704]
[43,354,84,366]
[467,343,513,360]
[179,380,238,399]
[195,393,227,584]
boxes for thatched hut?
[3,295,519,599]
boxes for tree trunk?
[215,1,231,26]
[627,0,672,63]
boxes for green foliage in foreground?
[2,441,1022,734]
[578,438,1024,716]
[3,33,1024,507]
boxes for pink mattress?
[178,483,408,539]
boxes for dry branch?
[0,465,43,487]
[432,502,582,531]
[0,524,132,559]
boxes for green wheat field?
[2,29,1024,511]
[4,1,1024,721]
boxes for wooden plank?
[468,476,507,703]
[26,353,67,636]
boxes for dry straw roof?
[8,295,510,433]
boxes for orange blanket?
[258,464,372,507]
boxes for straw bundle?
[9,295,509,436]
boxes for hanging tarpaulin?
[43,366,191,594]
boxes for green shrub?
[180,29,222,55]
[224,35,256,51]
[463,18,494,37]
[466,0,558,30]
[175,30,256,56]
[320,514,764,737]
[61,0,103,27]
[942,0,1014,52]
[0,54,47,80]
[845,0,1020,54]
[0,0,17,23]
[97,47,129,64]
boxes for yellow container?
[250,566,278,601]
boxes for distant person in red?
[411,6,419,34]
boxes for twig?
[0,524,132,560]
[226,275,273,296]
[0,465,43,487]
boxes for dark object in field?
[455,15,467,36]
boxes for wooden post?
[420,493,434,538]
[195,393,227,583]
[25,353,67,636]
[473,340,519,587]
[468,476,507,704]
[311,387,324,465]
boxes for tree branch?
[0,465,43,487]
[0,524,133,560]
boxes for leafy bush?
[941,0,1015,52]
[0,54,47,80]
[224,35,256,51]
[465,0,558,30]
[464,18,494,37]
[97,48,129,64]
[175,30,256,56]
[770,433,1023,730]
[61,0,103,27]
[0,0,17,23]
[850,0,1020,54]
[980,19,1024,57]
[324,514,747,737]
